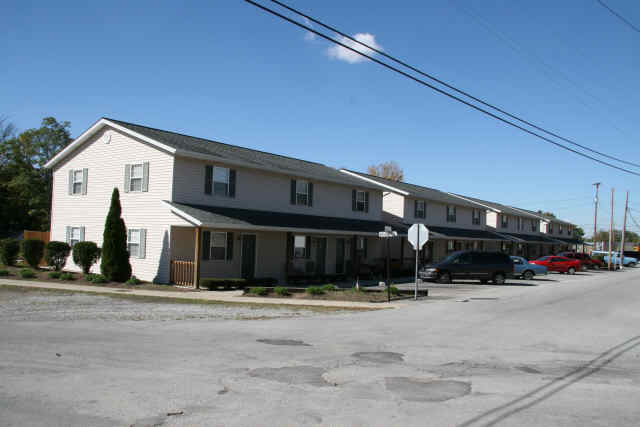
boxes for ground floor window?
[127,229,141,257]
[70,227,82,247]
[211,232,227,260]
[294,235,307,258]
[447,240,455,253]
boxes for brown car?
[556,252,602,270]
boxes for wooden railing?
[170,260,195,287]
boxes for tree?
[367,161,403,181]
[536,210,557,219]
[44,241,71,271]
[594,229,640,243]
[100,188,131,282]
[21,239,45,269]
[572,226,585,243]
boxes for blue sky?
[3,0,639,236]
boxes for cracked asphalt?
[1,269,639,426]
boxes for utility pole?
[608,188,614,271]
[620,191,629,270]
[592,182,600,251]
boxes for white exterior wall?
[172,157,384,221]
[383,192,404,219]
[50,126,190,283]
[402,197,485,229]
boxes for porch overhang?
[412,225,508,241]
[496,232,564,244]
[164,201,404,236]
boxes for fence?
[170,259,195,287]
[23,230,50,266]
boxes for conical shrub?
[100,188,131,282]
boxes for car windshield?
[441,251,464,264]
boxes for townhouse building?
[44,118,394,285]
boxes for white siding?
[50,126,189,283]
[401,197,485,229]
[383,192,404,218]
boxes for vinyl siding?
[50,126,189,283]
[401,197,486,229]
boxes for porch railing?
[170,259,195,287]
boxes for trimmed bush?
[0,269,9,276]
[389,285,400,296]
[273,286,289,296]
[125,276,141,285]
[59,272,74,281]
[200,278,247,290]
[88,274,107,284]
[45,241,71,271]
[100,188,131,282]
[306,286,324,295]
[320,284,337,292]
[248,286,268,296]
[19,268,36,279]
[0,238,20,266]
[72,241,101,274]
[84,273,98,282]
[21,239,44,269]
[48,271,62,279]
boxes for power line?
[267,0,640,170]
[597,0,640,33]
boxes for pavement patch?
[352,351,405,363]
[248,366,330,387]
[385,377,471,402]
[257,338,311,346]
[516,365,542,374]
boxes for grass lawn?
[244,287,425,303]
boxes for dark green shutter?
[363,237,368,259]
[414,200,418,218]
[204,166,213,195]
[305,236,311,258]
[226,232,233,260]
[286,232,293,259]
[308,182,313,206]
[290,180,296,204]
[202,231,211,260]
[229,169,236,198]
[352,190,357,210]
[364,192,369,213]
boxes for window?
[130,163,143,192]
[516,217,522,231]
[548,223,554,233]
[355,190,368,212]
[214,166,230,196]
[211,232,227,260]
[501,242,510,252]
[559,225,564,235]
[72,170,83,194]
[472,209,481,225]
[415,200,425,218]
[357,236,366,251]
[128,229,141,258]
[501,215,509,228]
[446,206,457,223]
[447,240,455,252]
[532,220,538,232]
[294,235,307,258]
[70,227,82,247]
[296,180,309,205]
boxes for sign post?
[408,224,429,300]
[378,226,398,303]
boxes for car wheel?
[568,267,576,275]
[493,273,506,285]
[438,272,451,284]
[594,264,600,270]
[581,264,588,272]
[523,270,534,280]
[629,262,636,268]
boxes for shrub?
[84,273,98,282]
[274,286,289,296]
[200,278,247,290]
[44,241,71,271]
[125,276,141,285]
[48,271,62,279]
[21,239,45,269]
[0,238,20,266]
[100,188,131,282]
[248,286,268,296]
[245,277,278,286]
[0,269,9,276]
[88,274,107,284]
[72,241,101,274]
[306,286,324,295]
[19,268,36,279]
[59,272,74,281]
[320,284,337,292]
[389,285,400,296]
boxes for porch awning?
[552,236,582,245]
[420,225,507,241]
[165,201,407,235]
[496,232,562,244]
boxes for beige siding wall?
[172,157,384,221]
[402,197,485,229]
[50,126,189,283]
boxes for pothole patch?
[516,365,542,374]
[249,366,329,387]
[385,377,471,402]
[257,339,311,346]
[352,352,405,363]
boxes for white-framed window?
[357,236,366,251]
[559,224,564,235]
[128,229,141,258]
[72,170,83,194]
[447,240,455,252]
[129,163,143,192]
[446,206,456,223]
[211,232,227,260]
[70,227,82,247]
[501,215,509,228]
[296,180,309,205]
[214,166,230,197]
[472,209,481,225]
[356,190,368,212]
[415,200,426,218]
[294,235,307,258]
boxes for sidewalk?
[0,279,403,309]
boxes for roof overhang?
[339,169,410,195]
[443,193,501,213]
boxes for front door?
[314,237,327,275]
[241,234,256,279]
[336,238,345,274]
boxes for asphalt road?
[1,268,639,426]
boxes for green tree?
[100,188,131,282]
[572,226,585,243]
[594,229,640,243]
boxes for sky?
[2,0,639,237]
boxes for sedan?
[530,256,582,274]
[510,256,548,280]
[591,251,638,267]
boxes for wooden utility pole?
[608,189,614,271]
[620,191,629,270]
[593,182,600,251]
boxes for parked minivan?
[419,251,514,285]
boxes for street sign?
[408,224,429,250]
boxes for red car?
[530,256,582,274]
[557,252,603,270]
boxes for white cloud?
[327,33,382,64]
[303,18,316,41]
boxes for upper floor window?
[352,190,369,212]
[559,224,564,235]
[532,220,538,232]
[516,217,522,231]
[446,205,457,223]
[72,170,83,194]
[124,162,149,193]
[472,209,481,225]
[501,214,509,228]
[127,228,147,259]
[214,167,229,196]
[130,164,143,192]
[68,168,87,195]
[415,200,426,219]
[291,179,313,206]
[548,223,554,233]
[204,165,236,198]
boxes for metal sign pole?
[414,226,419,300]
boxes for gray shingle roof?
[451,195,543,220]
[106,118,377,189]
